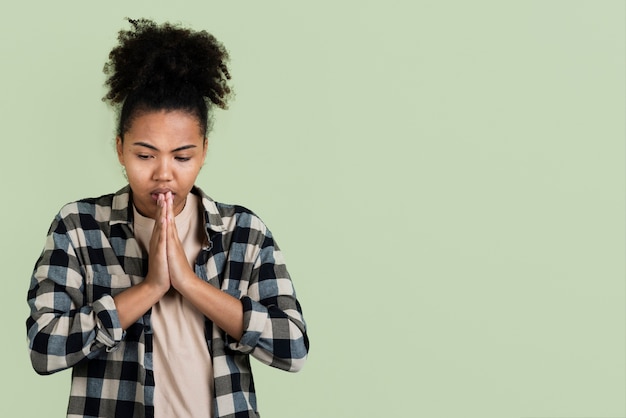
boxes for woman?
[26,18,308,418]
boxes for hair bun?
[103,18,232,109]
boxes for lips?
[150,189,175,201]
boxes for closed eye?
[175,156,191,162]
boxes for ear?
[202,138,208,162]
[116,137,125,165]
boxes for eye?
[137,154,152,160]
[175,156,191,162]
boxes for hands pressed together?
[114,191,244,339]
[145,192,196,294]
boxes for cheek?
[124,166,148,185]
[180,164,202,181]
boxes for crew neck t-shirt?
[132,194,214,417]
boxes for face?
[116,110,207,220]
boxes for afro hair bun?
[103,18,232,110]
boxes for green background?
[1,1,624,417]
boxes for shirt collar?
[109,185,226,233]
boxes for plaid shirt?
[27,186,308,418]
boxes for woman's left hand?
[160,191,244,340]
[163,192,198,291]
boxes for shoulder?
[194,187,268,231]
[217,202,263,225]
[54,186,130,230]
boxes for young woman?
[26,19,308,418]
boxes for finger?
[159,194,168,241]
[150,194,167,249]
[167,191,174,221]
[159,193,168,222]
[153,195,164,229]
[166,197,180,249]
[165,192,180,244]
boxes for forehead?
[126,110,205,145]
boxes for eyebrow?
[131,141,198,152]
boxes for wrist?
[172,270,200,295]
[141,276,170,298]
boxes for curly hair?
[103,18,232,138]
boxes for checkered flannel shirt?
[27,185,309,418]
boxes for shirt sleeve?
[226,222,309,372]
[26,214,125,375]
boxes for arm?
[175,224,308,372]
[174,276,244,340]
[161,193,308,371]
[114,194,170,329]
[26,215,124,375]
[233,231,309,372]
[164,192,244,339]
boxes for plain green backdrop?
[1,1,624,417]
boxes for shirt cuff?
[91,295,124,351]
[228,295,268,353]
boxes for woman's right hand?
[113,194,170,330]
[144,194,171,293]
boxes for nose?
[153,158,173,181]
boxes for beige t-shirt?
[132,194,214,417]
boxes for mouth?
[150,189,175,201]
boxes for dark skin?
[113,110,243,340]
